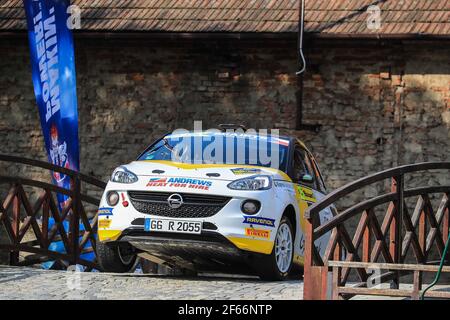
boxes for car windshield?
[138,132,290,171]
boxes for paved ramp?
[0,266,303,300]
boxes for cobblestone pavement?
[2,266,448,300]
[0,266,303,300]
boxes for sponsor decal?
[23,0,80,211]
[147,177,168,187]
[298,186,316,203]
[231,168,262,175]
[98,219,112,229]
[273,138,290,147]
[245,228,270,239]
[274,181,293,190]
[243,216,275,228]
[98,207,113,216]
[147,177,213,190]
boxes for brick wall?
[0,36,449,263]
[298,40,450,209]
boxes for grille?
[128,191,231,218]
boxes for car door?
[304,150,334,255]
[291,144,333,260]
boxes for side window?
[307,152,327,193]
[292,146,317,189]
[308,153,327,194]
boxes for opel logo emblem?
[167,194,183,209]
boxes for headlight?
[110,167,138,184]
[227,175,272,191]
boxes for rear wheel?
[255,216,294,281]
[97,241,137,273]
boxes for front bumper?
[118,229,257,274]
[98,181,286,255]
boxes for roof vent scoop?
[206,173,220,177]
[218,124,247,131]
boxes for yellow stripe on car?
[143,160,293,182]
[98,230,122,242]
[227,236,274,255]
[294,254,305,265]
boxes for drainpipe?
[296,0,321,132]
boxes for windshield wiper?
[146,138,173,155]
[162,138,173,151]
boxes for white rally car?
[96,128,333,280]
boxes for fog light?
[241,200,261,215]
[107,191,119,206]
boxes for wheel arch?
[282,204,297,239]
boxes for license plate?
[144,218,202,234]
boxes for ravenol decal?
[231,168,261,175]
[243,216,275,228]
[245,228,270,239]
[98,207,114,216]
[147,177,213,190]
[98,219,112,229]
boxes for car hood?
[122,160,290,182]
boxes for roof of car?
[166,131,294,143]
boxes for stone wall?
[0,36,449,263]
[296,39,450,207]
[1,37,448,182]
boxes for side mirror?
[300,173,314,184]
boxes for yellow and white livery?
[97,129,333,280]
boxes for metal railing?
[303,162,450,300]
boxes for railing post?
[10,184,20,265]
[412,270,422,300]
[70,173,81,266]
[390,175,404,289]
[362,211,371,263]
[396,175,404,263]
[303,215,314,300]
[42,191,49,248]
[444,194,449,263]
[443,193,449,247]
[418,197,427,263]
[303,212,329,300]
[331,240,342,300]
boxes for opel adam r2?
[96,128,333,280]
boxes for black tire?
[254,216,294,281]
[290,264,304,279]
[97,241,137,273]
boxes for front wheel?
[254,216,294,281]
[97,241,137,273]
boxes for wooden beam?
[327,261,450,273]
